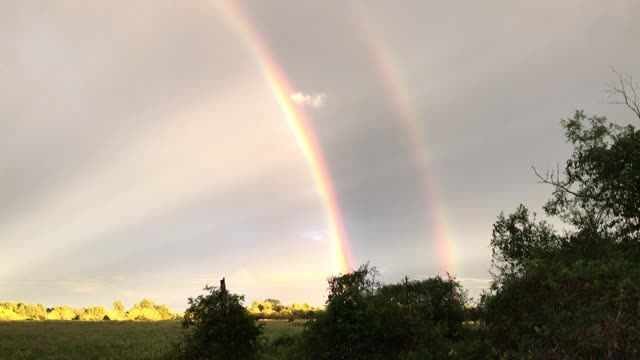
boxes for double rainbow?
[214,1,456,276]
[215,0,353,275]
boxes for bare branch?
[532,166,600,201]
[606,68,640,120]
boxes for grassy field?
[0,320,305,360]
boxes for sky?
[1,0,639,311]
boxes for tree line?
[246,299,320,319]
[0,297,321,322]
[0,299,176,321]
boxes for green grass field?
[0,320,305,360]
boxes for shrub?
[482,255,640,359]
[301,264,473,359]
[175,278,262,359]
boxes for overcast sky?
[1,0,639,310]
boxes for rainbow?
[350,2,457,275]
[214,0,353,275]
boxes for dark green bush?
[301,264,475,359]
[482,255,640,359]
[176,280,262,359]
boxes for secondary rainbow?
[351,2,457,275]
[214,0,353,275]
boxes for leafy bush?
[175,279,262,359]
[482,255,640,358]
[301,264,475,359]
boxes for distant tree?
[263,298,283,313]
[14,303,46,320]
[78,306,107,321]
[127,307,161,321]
[139,298,156,309]
[0,302,18,312]
[47,306,76,320]
[113,300,125,313]
[154,304,174,320]
[0,303,24,320]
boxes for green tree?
[78,306,107,321]
[302,263,380,359]
[302,264,477,359]
[483,71,640,358]
[490,204,560,278]
[175,278,262,359]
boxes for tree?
[302,264,477,359]
[47,306,76,320]
[301,264,381,359]
[78,306,107,321]
[110,300,125,320]
[483,71,640,358]
[154,304,174,320]
[532,70,640,245]
[139,298,156,309]
[175,278,262,359]
[14,303,46,320]
[113,300,125,313]
[263,298,283,313]
[490,205,560,278]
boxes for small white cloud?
[298,227,327,241]
[290,92,327,108]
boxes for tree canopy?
[483,71,640,358]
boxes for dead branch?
[606,68,640,120]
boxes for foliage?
[301,264,477,359]
[0,306,25,321]
[542,110,640,242]
[126,300,175,321]
[113,300,126,313]
[490,204,561,277]
[482,255,640,358]
[1,302,48,320]
[176,282,262,359]
[77,306,107,321]
[484,75,640,358]
[0,299,176,322]
[301,264,381,359]
[47,306,77,320]
[247,299,320,320]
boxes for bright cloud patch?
[290,92,327,108]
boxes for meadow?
[0,320,304,360]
